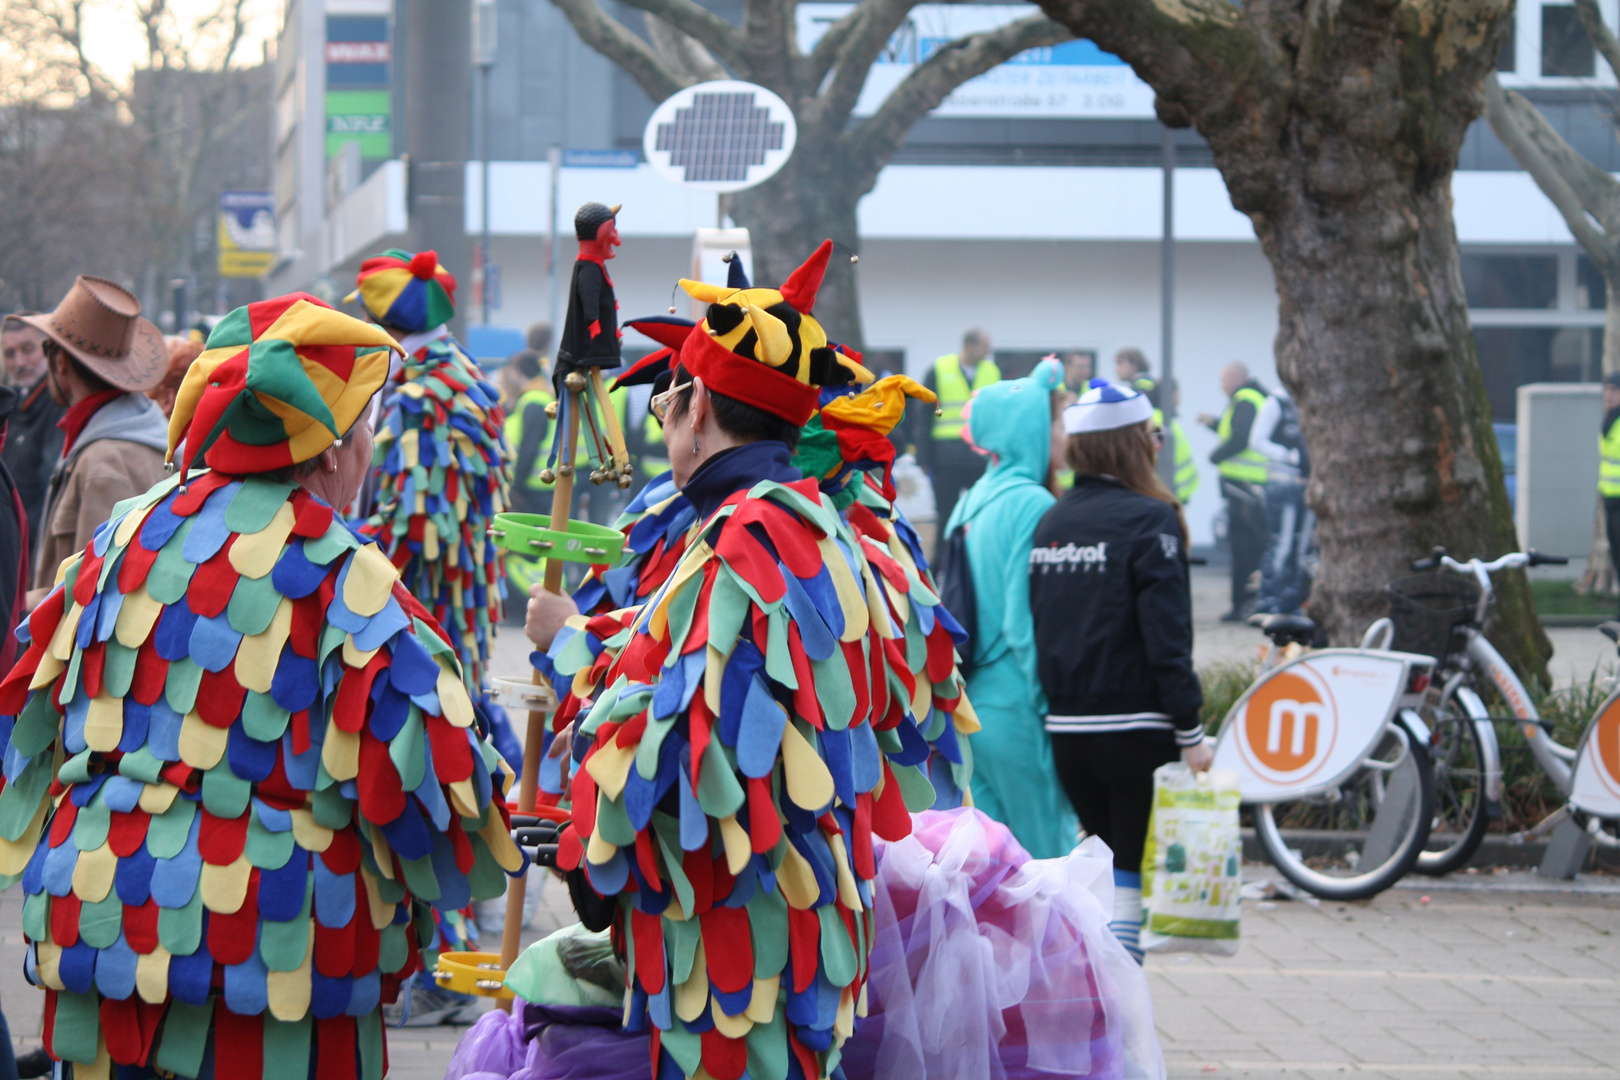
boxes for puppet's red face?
[595,218,621,257]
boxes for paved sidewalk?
[1151,876,1620,1079]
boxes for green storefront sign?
[326,90,391,158]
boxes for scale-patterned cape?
[558,471,976,807]
[366,336,511,692]
[540,476,973,1080]
[0,470,525,1080]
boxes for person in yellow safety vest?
[1197,361,1270,622]
[922,326,1000,523]
[1115,346,1157,402]
[1153,407,1199,504]
[1601,372,1620,614]
[504,349,556,514]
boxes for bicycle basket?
[1385,573,1482,660]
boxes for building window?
[1542,4,1596,77]
[1499,31,1517,73]
[1578,255,1609,309]
[1462,254,1558,309]
[1475,327,1603,419]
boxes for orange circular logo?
[1591,699,1620,798]
[1239,668,1336,783]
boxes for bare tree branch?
[645,14,727,83]
[549,0,688,102]
[800,0,915,130]
[1574,0,1620,84]
[1484,76,1620,277]
[616,0,745,74]
[843,14,1072,184]
[800,5,864,90]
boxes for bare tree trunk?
[726,156,865,349]
[1258,170,1541,672]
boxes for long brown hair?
[1066,421,1189,546]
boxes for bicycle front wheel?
[1416,686,1490,876]
[1255,722,1435,901]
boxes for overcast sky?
[81,0,279,83]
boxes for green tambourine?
[488,513,626,566]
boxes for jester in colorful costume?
[546,256,974,810]
[347,248,512,697]
[524,242,975,1080]
[0,294,524,1079]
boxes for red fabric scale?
[71,549,103,607]
[682,847,714,915]
[197,666,247,728]
[197,810,250,865]
[169,471,232,516]
[187,536,240,618]
[107,810,149,857]
[851,794,875,880]
[700,1028,747,1080]
[632,830,662,893]
[424,715,474,783]
[208,868,260,965]
[116,538,161,596]
[291,495,335,539]
[130,638,168,706]
[79,643,105,700]
[49,891,80,947]
[786,905,820,993]
[924,621,955,686]
[333,650,388,734]
[699,905,752,994]
[124,899,160,953]
[630,908,666,994]
[315,913,356,978]
[746,777,780,854]
[446,814,475,874]
[0,636,46,714]
[212,1001,265,1080]
[48,800,77,847]
[357,733,406,825]
[786,625,823,730]
[100,996,165,1067]
[315,1016,357,1080]
[321,828,362,875]
[714,526,784,604]
[871,760,912,842]
[289,594,324,659]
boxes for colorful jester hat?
[345,249,458,334]
[167,294,400,484]
[616,240,874,426]
[795,373,936,508]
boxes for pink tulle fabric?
[445,809,1163,1080]
[845,808,1163,1080]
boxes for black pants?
[1606,497,1620,611]
[1049,730,1181,873]
[1222,478,1267,614]
[931,438,990,526]
[1257,480,1309,615]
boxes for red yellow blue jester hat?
[345,248,458,332]
[616,240,873,426]
[166,293,401,481]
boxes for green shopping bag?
[1141,762,1242,955]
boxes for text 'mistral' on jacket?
[1028,474,1205,745]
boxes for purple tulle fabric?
[446,1002,651,1080]
[845,808,1162,1080]
[445,809,1163,1080]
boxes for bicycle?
[1381,548,1572,876]
[1210,612,1439,900]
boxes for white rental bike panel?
[1569,691,1620,818]
[1213,649,1427,803]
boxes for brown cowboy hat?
[11,275,166,393]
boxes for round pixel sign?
[643,80,798,193]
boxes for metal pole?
[480,61,493,325]
[1159,123,1177,491]
[548,144,561,335]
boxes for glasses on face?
[649,383,689,424]
[1151,426,1164,447]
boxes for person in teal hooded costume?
[942,357,1078,857]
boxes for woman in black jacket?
[1030,379,1211,962]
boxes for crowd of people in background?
[0,267,1318,1075]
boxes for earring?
[692,433,700,455]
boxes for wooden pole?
[498,374,586,997]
